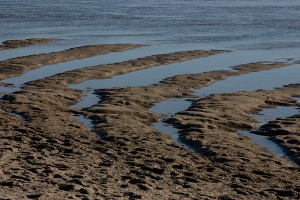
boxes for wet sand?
[167,85,300,163]
[0,43,144,80]
[0,38,60,51]
[0,39,299,199]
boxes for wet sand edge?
[0,45,299,199]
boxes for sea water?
[1,0,299,88]
[1,0,299,54]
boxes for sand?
[0,43,145,80]
[0,39,299,199]
[0,38,60,51]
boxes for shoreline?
[0,38,60,51]
[0,38,299,199]
[0,43,145,81]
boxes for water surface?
[1,0,299,155]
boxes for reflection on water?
[150,98,191,116]
[195,64,300,97]
[1,0,300,52]
[3,46,154,86]
[239,130,286,157]
[1,0,300,105]
[0,86,19,95]
[10,112,26,120]
[251,104,300,124]
[69,53,299,94]
[73,115,94,129]
[150,71,300,159]
[71,90,99,109]
[0,0,299,162]
[152,102,299,160]
[238,105,299,158]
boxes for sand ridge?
[0,39,299,199]
[0,46,230,199]
[78,62,299,199]
[167,85,300,163]
[0,38,60,51]
[0,43,145,80]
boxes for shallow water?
[10,112,26,120]
[151,99,299,159]
[195,64,300,97]
[155,104,299,158]
[1,0,299,51]
[73,115,94,129]
[1,0,300,94]
[238,105,300,158]
[1,0,300,159]
[150,71,300,158]
[70,57,299,109]
[70,50,299,90]
[251,102,300,124]
[151,121,193,151]
[3,45,155,86]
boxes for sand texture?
[0,38,60,51]
[167,85,300,164]
[0,43,145,80]
[0,39,299,199]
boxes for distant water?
[1,0,299,98]
[1,0,299,53]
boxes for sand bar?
[0,43,299,199]
[0,38,60,51]
[0,43,145,80]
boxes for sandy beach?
[0,39,299,199]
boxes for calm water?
[1,0,299,160]
[1,0,300,52]
[1,0,299,114]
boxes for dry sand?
[0,39,299,199]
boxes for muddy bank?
[0,43,144,80]
[0,43,299,199]
[0,38,60,51]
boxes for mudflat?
[0,43,145,80]
[0,38,60,51]
[0,39,299,199]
